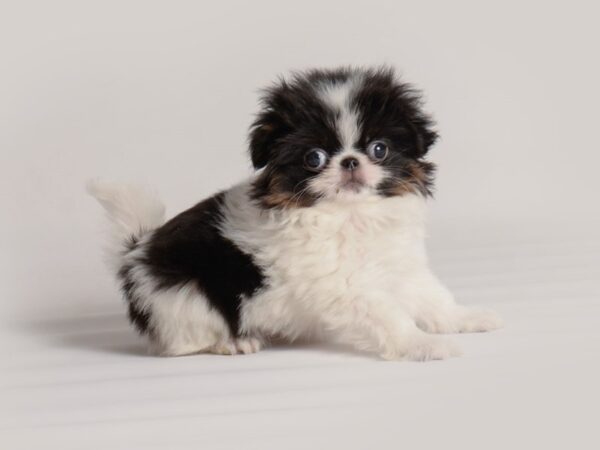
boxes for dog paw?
[455,307,504,333]
[415,315,457,334]
[212,337,263,355]
[234,337,263,354]
[382,335,462,361]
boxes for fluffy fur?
[89,67,502,361]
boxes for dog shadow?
[271,340,379,360]
[25,309,150,357]
[25,306,376,360]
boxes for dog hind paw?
[212,337,263,355]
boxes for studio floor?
[2,233,599,449]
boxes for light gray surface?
[1,1,599,449]
[3,236,599,449]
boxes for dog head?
[249,67,437,208]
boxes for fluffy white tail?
[87,180,166,250]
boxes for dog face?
[249,67,438,208]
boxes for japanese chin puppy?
[89,66,502,361]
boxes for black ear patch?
[406,116,438,158]
[248,112,286,169]
[352,67,438,159]
[248,80,295,170]
[248,72,341,170]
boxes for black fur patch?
[142,193,265,336]
[127,302,152,335]
[351,67,438,159]
[351,67,437,196]
[249,69,347,170]
[249,70,346,208]
[118,261,153,336]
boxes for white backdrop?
[1,3,599,448]
[2,0,599,315]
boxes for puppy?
[89,67,502,361]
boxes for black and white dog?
[89,67,502,360]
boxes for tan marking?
[387,161,434,197]
[257,173,316,209]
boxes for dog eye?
[366,140,388,161]
[304,149,328,171]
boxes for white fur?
[88,181,237,356]
[311,77,387,199]
[124,241,234,356]
[220,182,502,361]
[86,180,165,240]
[88,77,502,361]
[308,149,385,197]
[89,175,502,361]
[86,180,166,269]
[318,75,362,150]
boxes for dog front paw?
[212,337,263,355]
[454,307,504,333]
[382,334,462,361]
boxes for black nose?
[340,157,359,171]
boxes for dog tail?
[87,179,166,259]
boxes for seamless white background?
[1,1,599,449]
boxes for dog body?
[90,67,502,360]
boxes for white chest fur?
[221,182,431,339]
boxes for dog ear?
[248,111,288,169]
[392,80,438,158]
[354,67,438,159]
[249,78,298,170]
[406,116,438,158]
